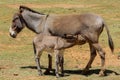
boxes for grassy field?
[0,0,120,80]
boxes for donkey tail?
[104,23,114,53]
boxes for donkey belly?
[50,22,82,37]
[46,15,83,37]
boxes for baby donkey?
[33,33,86,78]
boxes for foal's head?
[9,13,24,38]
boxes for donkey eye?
[12,19,15,22]
[12,17,19,22]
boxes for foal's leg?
[82,43,97,74]
[59,52,64,76]
[59,50,64,76]
[54,50,60,78]
[35,50,43,76]
[33,43,44,76]
[92,43,106,76]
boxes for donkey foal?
[33,33,86,77]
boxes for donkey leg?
[44,54,52,75]
[54,50,60,78]
[59,53,64,76]
[61,56,64,76]
[82,43,97,74]
[48,54,52,70]
[33,43,44,76]
[92,43,106,76]
[35,55,43,76]
[35,49,44,76]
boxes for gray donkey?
[33,33,86,77]
[9,6,114,77]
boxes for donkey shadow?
[20,66,120,77]
[21,66,56,76]
[64,69,120,76]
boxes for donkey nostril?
[9,33,16,38]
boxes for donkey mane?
[19,5,45,15]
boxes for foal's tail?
[104,23,114,53]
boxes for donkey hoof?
[61,73,64,77]
[38,72,43,76]
[56,74,60,78]
[38,73,43,76]
[81,69,89,75]
[44,69,51,75]
[56,76,60,78]
[99,71,105,77]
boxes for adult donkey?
[9,6,114,76]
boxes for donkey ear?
[19,5,24,13]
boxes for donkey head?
[9,13,24,38]
[9,6,46,38]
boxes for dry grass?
[0,0,120,80]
